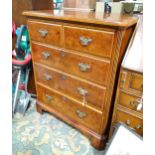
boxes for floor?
[12,99,105,155]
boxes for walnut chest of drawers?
[109,15,143,137]
[23,10,137,149]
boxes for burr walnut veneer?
[23,10,137,149]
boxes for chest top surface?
[23,10,138,28]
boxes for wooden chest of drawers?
[23,10,137,149]
[109,15,143,138]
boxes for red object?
[12,21,16,38]
[20,83,25,90]
[12,54,31,66]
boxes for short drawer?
[129,73,143,92]
[32,42,110,86]
[115,109,143,135]
[120,70,143,92]
[37,85,103,133]
[118,91,143,113]
[27,20,62,46]
[35,64,106,109]
[64,26,115,58]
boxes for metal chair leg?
[12,69,21,116]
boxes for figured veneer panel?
[64,26,115,58]
[31,42,111,86]
[28,20,62,46]
[37,85,103,133]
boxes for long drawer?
[115,108,143,136]
[64,26,115,58]
[35,64,106,109]
[28,20,62,46]
[37,84,103,133]
[32,42,111,86]
[118,90,143,113]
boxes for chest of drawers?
[109,15,143,137]
[23,10,137,149]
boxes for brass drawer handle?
[60,51,66,57]
[78,63,91,72]
[77,87,88,96]
[44,73,52,81]
[79,36,92,46]
[135,124,142,130]
[76,110,86,118]
[38,29,48,37]
[42,51,51,59]
[130,101,136,107]
[45,94,53,101]
[126,119,131,126]
[60,75,67,80]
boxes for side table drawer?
[37,85,103,133]
[118,91,143,113]
[115,109,143,135]
[28,20,62,46]
[130,73,143,92]
[120,70,143,93]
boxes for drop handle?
[76,110,86,118]
[79,36,92,46]
[42,51,51,59]
[126,119,131,126]
[77,87,88,96]
[135,124,142,130]
[78,63,91,72]
[45,94,53,102]
[44,73,52,81]
[38,29,48,37]
[130,101,136,107]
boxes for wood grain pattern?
[115,105,143,136]
[118,90,143,113]
[27,20,62,46]
[64,26,115,58]
[34,63,106,110]
[24,10,137,150]
[31,42,111,86]
[109,68,143,138]
[37,84,103,133]
[129,73,143,92]
[23,10,138,28]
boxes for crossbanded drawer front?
[37,85,102,133]
[32,42,110,86]
[129,73,143,92]
[120,70,143,92]
[64,26,115,58]
[118,91,143,113]
[35,64,106,110]
[27,20,62,46]
[115,109,143,136]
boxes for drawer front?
[129,73,143,92]
[64,26,115,58]
[120,70,143,92]
[32,42,110,86]
[37,85,102,133]
[28,20,62,46]
[118,91,143,113]
[35,64,106,109]
[116,109,143,135]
